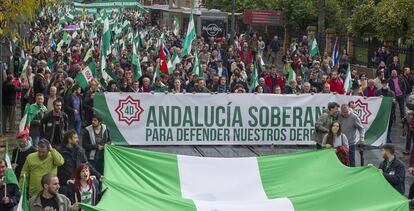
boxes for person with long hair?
[322,121,350,166]
[68,163,101,208]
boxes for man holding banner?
[338,104,365,167]
[314,102,340,149]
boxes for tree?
[0,0,58,39]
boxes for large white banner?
[94,93,392,146]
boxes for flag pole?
[4,142,7,197]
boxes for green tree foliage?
[349,0,414,41]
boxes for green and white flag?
[16,174,29,211]
[84,48,96,77]
[63,31,70,45]
[132,41,142,81]
[171,50,181,68]
[102,15,111,56]
[100,14,114,85]
[192,53,202,77]
[153,65,161,82]
[249,63,259,92]
[75,66,94,89]
[173,16,180,36]
[287,63,296,82]
[4,144,19,186]
[344,64,352,93]
[309,36,319,57]
[181,13,196,58]
[64,12,74,22]
[81,145,408,211]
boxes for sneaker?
[403,151,410,155]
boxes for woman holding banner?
[322,121,350,166]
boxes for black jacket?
[33,73,47,96]
[12,146,36,180]
[388,76,407,97]
[57,145,101,185]
[2,80,20,106]
[83,90,97,126]
[40,111,69,146]
[0,183,20,211]
[64,94,83,125]
[379,158,406,194]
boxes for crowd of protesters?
[2,2,414,210]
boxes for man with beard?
[327,70,345,94]
[40,98,68,146]
[27,93,47,148]
[57,130,102,196]
[20,139,64,197]
[64,84,83,135]
[12,130,36,180]
[368,144,405,194]
[338,104,365,167]
[33,67,47,96]
[29,173,76,211]
[82,115,111,175]
[0,158,20,211]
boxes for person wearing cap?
[310,61,324,82]
[12,130,36,180]
[376,79,396,143]
[314,102,340,149]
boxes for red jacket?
[328,79,345,94]
[239,50,253,64]
[264,74,285,93]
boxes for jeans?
[69,119,82,135]
[396,95,405,120]
[349,144,356,167]
[2,105,15,134]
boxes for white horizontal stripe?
[177,155,267,201]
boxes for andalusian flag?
[287,63,296,82]
[100,14,114,85]
[249,63,259,92]
[153,65,161,82]
[171,50,181,68]
[83,47,96,77]
[309,36,319,57]
[4,144,19,186]
[75,66,94,89]
[192,54,202,77]
[344,64,352,93]
[132,41,142,81]
[16,174,29,211]
[81,145,408,211]
[181,13,196,58]
[173,16,180,36]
